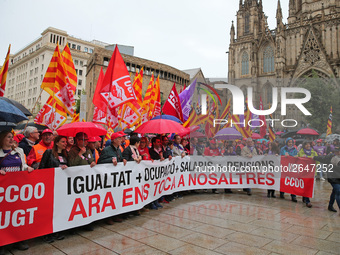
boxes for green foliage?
[297,70,340,133]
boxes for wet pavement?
[5,180,340,255]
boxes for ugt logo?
[201,85,311,116]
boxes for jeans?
[329,183,340,209]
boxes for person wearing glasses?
[19,126,40,156]
[68,132,96,167]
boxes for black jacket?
[39,149,68,169]
[122,146,139,161]
[149,147,164,160]
[19,138,35,156]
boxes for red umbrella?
[297,128,319,135]
[57,122,107,137]
[251,133,262,139]
[135,119,187,134]
[178,125,200,136]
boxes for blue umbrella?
[151,115,183,124]
[0,98,28,123]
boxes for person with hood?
[280,137,298,202]
[297,141,318,208]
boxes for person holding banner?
[241,138,257,196]
[98,132,127,166]
[280,137,298,202]
[39,135,68,170]
[68,132,96,167]
[0,131,34,175]
[122,136,142,163]
[265,142,280,198]
[0,130,34,252]
[172,135,186,158]
[138,137,152,160]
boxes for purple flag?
[179,79,197,121]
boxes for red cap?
[42,129,53,135]
[13,134,24,143]
[111,132,124,140]
[317,139,322,143]
[88,136,101,142]
[118,131,126,137]
[210,140,216,144]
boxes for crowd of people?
[1,127,340,253]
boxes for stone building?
[227,0,340,127]
[4,27,101,114]
[85,47,190,121]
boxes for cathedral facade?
[227,0,340,127]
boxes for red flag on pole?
[98,47,136,111]
[162,83,184,122]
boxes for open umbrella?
[151,115,183,124]
[297,128,319,136]
[275,131,284,135]
[0,121,17,132]
[0,97,32,116]
[251,133,262,139]
[214,128,242,140]
[15,122,47,131]
[189,131,205,138]
[57,122,107,137]
[0,99,28,123]
[134,119,187,134]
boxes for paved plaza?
[5,180,340,255]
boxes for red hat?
[42,129,53,135]
[111,132,124,140]
[118,131,126,137]
[88,136,101,143]
[317,139,322,143]
[210,140,216,144]
[13,134,24,143]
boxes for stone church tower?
[228,0,340,127]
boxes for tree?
[297,70,340,134]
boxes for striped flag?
[326,106,332,137]
[0,45,11,97]
[183,107,199,128]
[232,97,252,138]
[71,113,80,123]
[141,73,154,123]
[61,45,77,89]
[40,45,75,115]
[268,112,276,142]
[134,68,143,105]
[150,75,161,119]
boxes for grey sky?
[0,0,288,78]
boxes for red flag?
[162,83,184,122]
[98,47,136,112]
[259,96,267,138]
[93,67,105,110]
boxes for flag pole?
[22,88,44,133]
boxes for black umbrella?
[0,121,17,132]
[16,122,47,131]
[0,97,32,116]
